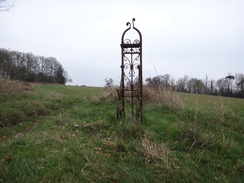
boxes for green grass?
[0,84,243,182]
[178,92,244,112]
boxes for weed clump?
[81,120,111,134]
[176,121,217,150]
[141,132,176,169]
[116,120,142,139]
[211,102,235,123]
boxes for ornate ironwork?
[117,18,143,121]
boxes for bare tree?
[0,48,10,77]
[0,0,16,11]
[55,65,65,84]
[236,73,244,91]
[187,78,205,94]
[204,75,209,94]
[104,78,114,89]
[161,74,171,88]
[176,75,189,92]
[235,73,244,98]
[209,79,215,95]
[216,78,228,96]
[225,74,235,96]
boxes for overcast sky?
[1,0,244,86]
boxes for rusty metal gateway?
[117,18,143,121]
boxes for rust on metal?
[117,18,143,121]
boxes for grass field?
[178,92,244,112]
[0,84,243,182]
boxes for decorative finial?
[132,18,135,28]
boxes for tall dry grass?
[141,132,177,170]
[99,87,117,102]
[143,86,183,109]
[99,86,183,110]
[0,77,32,94]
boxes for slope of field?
[0,84,243,182]
[178,92,244,112]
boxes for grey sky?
[1,0,244,86]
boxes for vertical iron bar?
[140,43,143,122]
[131,51,134,117]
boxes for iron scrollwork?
[117,18,143,121]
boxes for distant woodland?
[1,47,244,98]
[0,48,70,84]
[146,74,244,98]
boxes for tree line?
[146,74,244,98]
[0,48,70,84]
